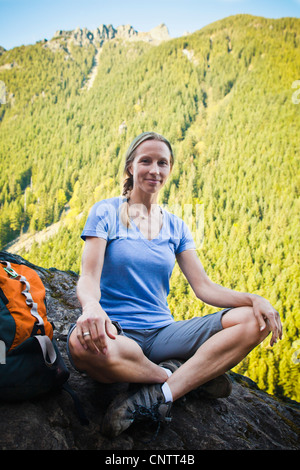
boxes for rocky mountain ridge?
[43,23,170,52]
[0,23,170,53]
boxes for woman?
[67,131,282,437]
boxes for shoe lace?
[131,401,164,443]
[132,401,162,423]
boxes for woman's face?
[128,140,172,196]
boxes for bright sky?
[0,0,299,50]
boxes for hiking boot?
[193,373,232,399]
[101,383,172,438]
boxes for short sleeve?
[175,220,196,254]
[81,201,116,241]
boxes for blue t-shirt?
[81,196,196,329]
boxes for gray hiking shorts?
[67,308,232,369]
[122,308,232,363]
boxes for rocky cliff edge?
[0,253,299,450]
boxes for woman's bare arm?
[176,249,282,346]
[76,237,116,355]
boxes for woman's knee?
[222,306,269,346]
[68,328,146,378]
[68,329,111,372]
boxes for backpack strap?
[0,260,56,366]
[18,273,45,330]
[34,335,57,366]
[62,382,89,425]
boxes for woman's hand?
[76,300,117,355]
[251,294,283,346]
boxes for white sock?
[161,382,173,403]
[160,366,172,378]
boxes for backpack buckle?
[4,267,19,278]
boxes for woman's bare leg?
[68,326,168,384]
[166,306,270,401]
[70,306,269,399]
[97,306,271,438]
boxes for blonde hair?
[122,131,174,197]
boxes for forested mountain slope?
[0,15,299,401]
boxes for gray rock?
[46,23,170,52]
[0,253,299,450]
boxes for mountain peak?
[47,23,170,51]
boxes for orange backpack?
[0,252,69,400]
[0,260,53,351]
[0,252,88,425]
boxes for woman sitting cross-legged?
[67,132,282,437]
